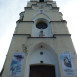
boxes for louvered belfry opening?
[29,65,56,77]
[39,0,44,2]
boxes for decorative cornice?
[13,34,31,37]
[13,34,71,38]
[24,7,33,10]
[24,2,59,10]
[28,36,56,39]
[19,11,25,15]
[52,7,59,10]
[16,20,34,23]
[16,20,67,23]
[30,1,37,2]
[53,34,71,36]
[50,20,67,23]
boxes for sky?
[0,0,77,72]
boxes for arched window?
[36,22,48,37]
[32,19,52,37]
[36,22,48,29]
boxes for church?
[1,0,77,77]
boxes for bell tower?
[1,0,77,77]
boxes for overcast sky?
[0,0,77,72]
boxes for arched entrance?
[24,43,60,77]
[29,65,56,77]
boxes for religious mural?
[60,52,77,76]
[9,52,24,76]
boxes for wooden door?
[29,65,56,77]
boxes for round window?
[36,22,48,29]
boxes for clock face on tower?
[36,22,48,29]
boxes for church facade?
[1,0,77,77]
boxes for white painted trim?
[32,9,51,21]
[32,18,52,37]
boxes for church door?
[29,65,56,77]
